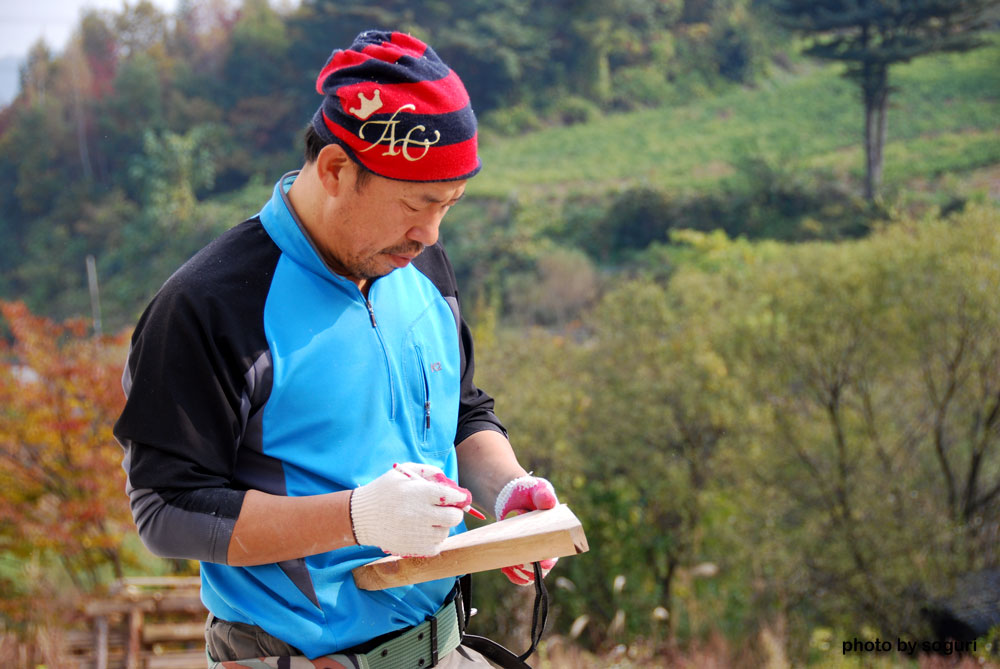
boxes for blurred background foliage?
[470,205,1000,664]
[1,0,999,665]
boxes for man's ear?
[315,143,352,196]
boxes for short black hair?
[303,125,374,191]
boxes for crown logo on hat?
[350,90,383,120]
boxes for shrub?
[549,95,602,126]
[613,66,675,110]
[481,103,545,137]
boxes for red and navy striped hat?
[312,31,481,182]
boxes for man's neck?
[286,165,371,295]
[285,164,318,234]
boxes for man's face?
[317,168,466,285]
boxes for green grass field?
[469,38,1000,202]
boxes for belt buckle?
[429,613,439,666]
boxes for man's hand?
[350,463,470,557]
[494,475,559,585]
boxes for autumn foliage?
[0,301,134,630]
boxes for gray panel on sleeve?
[128,484,238,564]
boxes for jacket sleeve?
[113,221,277,564]
[413,242,507,445]
[114,284,247,563]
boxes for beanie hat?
[312,30,481,182]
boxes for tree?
[17,40,56,107]
[506,248,601,326]
[688,205,1000,639]
[0,301,136,632]
[128,125,220,223]
[95,51,166,186]
[767,0,999,202]
[114,0,169,59]
[472,276,743,649]
[574,279,742,644]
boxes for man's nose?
[406,211,443,247]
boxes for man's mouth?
[386,253,415,268]
[383,244,424,268]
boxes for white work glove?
[350,462,470,557]
[494,475,560,585]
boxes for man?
[113,30,558,668]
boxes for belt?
[207,595,464,669]
[356,597,463,669]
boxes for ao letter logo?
[359,104,442,162]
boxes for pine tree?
[768,0,999,202]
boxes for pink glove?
[351,463,471,557]
[494,475,559,585]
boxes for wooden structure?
[63,577,207,669]
[353,504,589,590]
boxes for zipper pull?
[365,299,377,328]
[424,401,431,429]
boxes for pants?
[205,613,496,668]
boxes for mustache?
[382,242,425,257]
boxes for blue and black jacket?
[113,172,506,658]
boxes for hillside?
[469,39,1000,203]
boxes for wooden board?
[352,504,588,590]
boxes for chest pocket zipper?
[415,344,431,444]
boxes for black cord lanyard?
[460,562,550,669]
[520,562,549,661]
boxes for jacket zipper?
[364,295,395,420]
